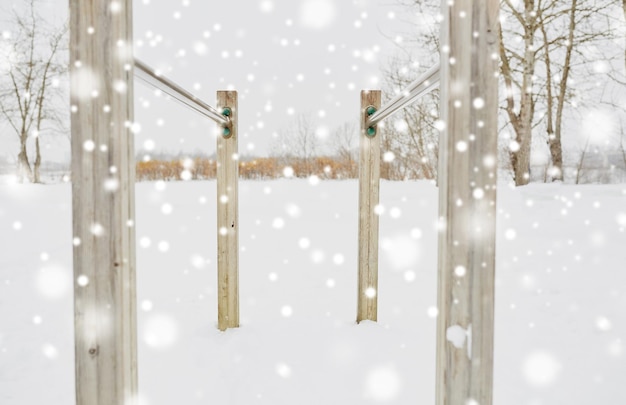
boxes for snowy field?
[1,179,625,405]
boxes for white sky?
[1,0,421,163]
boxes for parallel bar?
[435,1,499,405]
[134,58,229,126]
[357,90,381,323]
[216,90,239,331]
[366,63,440,127]
[70,0,137,403]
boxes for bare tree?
[385,0,440,64]
[621,125,626,172]
[389,51,442,179]
[0,0,67,183]
[271,113,320,176]
[498,0,545,186]
[574,133,590,184]
[379,83,439,180]
[331,120,359,177]
[623,0,626,72]
[361,0,440,181]
[375,0,624,186]
[499,0,618,185]
[540,0,616,181]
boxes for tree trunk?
[623,0,626,72]
[512,103,533,186]
[620,128,626,180]
[552,0,578,182]
[575,137,590,184]
[547,135,563,181]
[17,133,33,183]
[540,12,563,182]
[33,136,42,183]
[511,2,537,186]
[498,2,537,187]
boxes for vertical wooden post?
[216,91,239,331]
[357,90,381,323]
[436,1,499,405]
[70,0,137,404]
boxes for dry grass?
[136,156,360,181]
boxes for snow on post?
[69,0,138,404]
[435,1,499,404]
[217,90,239,331]
[357,90,381,323]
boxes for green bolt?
[222,127,231,137]
[366,106,377,116]
[366,127,376,137]
[222,107,231,117]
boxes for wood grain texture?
[70,0,137,403]
[216,91,239,331]
[435,1,499,404]
[357,90,381,323]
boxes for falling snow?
[1,0,626,402]
[523,351,561,386]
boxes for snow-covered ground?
[1,180,625,404]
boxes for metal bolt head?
[366,127,376,137]
[366,106,377,116]
[222,107,231,117]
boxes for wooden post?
[70,0,137,404]
[216,91,239,331]
[357,90,381,323]
[435,1,499,405]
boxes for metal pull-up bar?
[134,58,230,126]
[366,63,440,128]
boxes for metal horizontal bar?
[134,58,229,126]
[366,63,440,127]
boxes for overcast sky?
[133,0,422,158]
[2,0,424,163]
